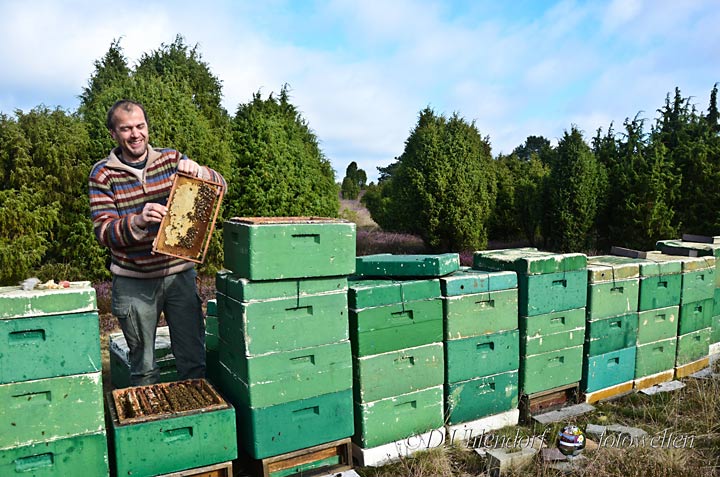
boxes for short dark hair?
[106,100,148,130]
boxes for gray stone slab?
[584,424,606,440]
[319,471,360,477]
[606,424,648,439]
[640,380,685,395]
[487,446,539,477]
[541,447,567,462]
[547,455,588,473]
[532,403,596,424]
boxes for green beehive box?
[518,270,587,316]
[0,281,96,319]
[217,271,348,302]
[109,327,177,389]
[712,314,720,344]
[635,337,677,378]
[656,240,720,287]
[354,253,460,278]
[230,388,354,459]
[0,311,101,384]
[348,278,441,310]
[1,372,104,449]
[582,346,636,393]
[676,328,711,366]
[445,329,519,383]
[586,257,640,319]
[206,314,219,349]
[353,385,444,448]
[678,298,714,335]
[585,313,639,356]
[605,255,682,310]
[473,248,587,275]
[445,370,519,425]
[439,268,517,297]
[223,217,356,280]
[350,299,443,356]
[207,298,217,316]
[443,288,518,340]
[109,380,237,477]
[217,290,348,355]
[520,345,583,396]
[520,308,585,356]
[0,431,109,476]
[219,340,352,408]
[353,343,444,402]
[637,306,678,345]
[645,252,714,303]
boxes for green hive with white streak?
[0,282,109,476]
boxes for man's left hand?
[178,159,201,177]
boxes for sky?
[0,0,718,182]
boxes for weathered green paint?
[473,248,587,275]
[350,299,443,356]
[0,311,101,384]
[715,287,720,316]
[635,337,677,378]
[354,253,460,278]
[445,370,519,425]
[586,279,640,320]
[638,274,682,311]
[608,254,683,276]
[109,353,177,390]
[587,256,641,281]
[353,386,444,448]
[109,396,237,477]
[443,288,518,340]
[217,291,348,355]
[217,271,348,302]
[223,219,356,280]
[229,388,354,459]
[439,269,518,297]
[675,328,711,366]
[712,314,720,344]
[637,306,678,345]
[585,313,639,356]
[206,315,219,348]
[1,372,104,449]
[518,270,587,316]
[353,343,444,402]
[520,308,585,355]
[0,282,96,319]
[678,298,714,335]
[679,268,715,303]
[348,279,441,310]
[0,431,108,476]
[207,298,217,316]
[219,340,352,408]
[519,345,583,395]
[582,346,636,392]
[646,251,715,272]
[271,455,341,477]
[206,348,221,387]
[446,329,519,383]
[656,240,720,287]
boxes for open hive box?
[153,172,224,263]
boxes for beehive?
[445,370,519,425]
[354,253,460,278]
[109,327,177,389]
[582,346,636,393]
[445,329,519,383]
[585,313,639,356]
[586,256,640,320]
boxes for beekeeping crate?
[586,257,640,320]
[445,329,519,384]
[637,306,678,344]
[223,217,356,280]
[348,278,441,310]
[1,311,101,384]
[646,252,715,304]
[678,298,714,335]
[0,281,96,320]
[582,346,637,393]
[635,337,677,378]
[439,268,518,297]
[676,327,711,366]
[520,345,584,396]
[108,379,237,477]
[353,342,444,402]
[519,308,586,355]
[216,270,347,302]
[445,369,519,425]
[109,327,177,389]
[153,172,224,264]
[354,253,460,278]
[585,312,639,356]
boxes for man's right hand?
[134,202,167,229]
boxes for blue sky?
[0,0,718,182]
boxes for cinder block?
[486,445,539,477]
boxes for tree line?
[362,85,720,254]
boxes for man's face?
[110,106,149,161]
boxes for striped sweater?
[89,146,225,278]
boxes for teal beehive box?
[223,217,356,280]
[445,369,519,425]
[439,268,518,297]
[582,346,636,393]
[353,343,444,402]
[646,252,715,304]
[355,253,460,278]
[676,328,710,366]
[445,329,519,383]
[637,306,678,344]
[606,255,682,310]
[586,256,640,320]
[678,298,713,335]
[217,271,348,302]
[635,337,677,378]
[519,308,586,355]
[348,278,441,310]
[0,281,96,320]
[585,313,639,356]
[520,345,584,395]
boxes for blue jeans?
[111,268,205,386]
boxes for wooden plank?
[518,382,579,425]
[156,461,232,477]
[258,438,352,477]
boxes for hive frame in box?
[152,172,224,264]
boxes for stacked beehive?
[473,248,588,397]
[109,326,177,388]
[583,257,640,402]
[656,238,720,355]
[645,251,715,378]
[0,282,108,476]
[607,253,682,388]
[350,254,454,465]
[205,298,220,385]
[216,217,356,461]
[440,268,520,434]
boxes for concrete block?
[640,380,685,395]
[605,424,648,439]
[585,424,606,440]
[532,403,595,425]
[486,445,539,477]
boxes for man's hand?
[134,202,167,229]
[178,158,201,177]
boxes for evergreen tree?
[340,161,367,199]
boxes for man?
[89,99,225,386]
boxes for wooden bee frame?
[152,172,224,263]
